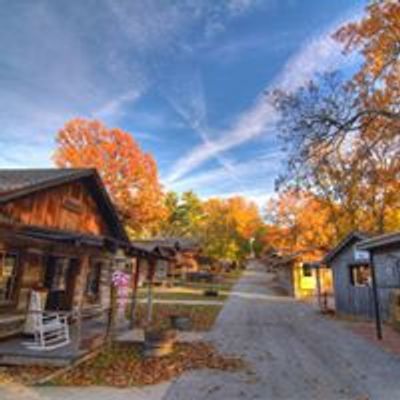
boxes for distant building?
[131,238,200,285]
[273,249,332,301]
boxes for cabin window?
[86,260,102,301]
[302,264,313,277]
[349,263,371,286]
[0,252,18,304]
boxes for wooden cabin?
[274,251,332,300]
[323,231,380,320]
[358,232,400,327]
[0,169,132,348]
[132,238,200,285]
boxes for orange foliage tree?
[264,190,336,255]
[54,118,165,236]
[268,1,400,248]
[200,196,264,262]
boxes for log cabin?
[0,168,132,343]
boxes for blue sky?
[0,0,364,206]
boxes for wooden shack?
[0,169,131,342]
[274,250,332,300]
[131,238,200,285]
[323,231,382,319]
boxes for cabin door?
[44,256,78,311]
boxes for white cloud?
[0,0,262,168]
[164,151,282,211]
[92,90,143,121]
[166,11,360,185]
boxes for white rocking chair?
[24,291,70,351]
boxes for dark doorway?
[44,256,79,311]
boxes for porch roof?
[130,240,176,261]
[1,224,128,252]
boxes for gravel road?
[162,260,400,400]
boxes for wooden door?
[44,256,78,311]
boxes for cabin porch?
[0,315,129,366]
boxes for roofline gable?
[323,231,369,264]
[0,168,129,243]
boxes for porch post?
[129,256,141,329]
[370,252,383,340]
[146,258,156,326]
[315,265,322,310]
[74,254,89,351]
[106,261,117,341]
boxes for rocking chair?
[24,291,70,351]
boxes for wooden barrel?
[143,329,176,357]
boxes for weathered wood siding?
[330,239,398,320]
[331,239,374,319]
[3,181,109,236]
[373,246,400,321]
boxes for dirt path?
[162,260,400,400]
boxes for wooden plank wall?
[330,240,399,321]
[3,181,109,236]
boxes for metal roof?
[358,231,400,251]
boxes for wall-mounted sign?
[354,247,370,262]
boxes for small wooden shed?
[323,230,400,321]
[274,250,332,300]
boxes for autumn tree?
[159,191,205,238]
[54,118,166,236]
[264,190,336,254]
[199,196,264,262]
[335,0,400,124]
[268,1,400,239]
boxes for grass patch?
[47,342,246,387]
[137,288,228,301]
[137,269,243,302]
[135,303,223,331]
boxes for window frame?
[302,263,313,278]
[349,263,371,287]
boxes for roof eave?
[358,232,400,251]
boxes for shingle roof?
[0,168,91,200]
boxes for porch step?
[0,355,70,367]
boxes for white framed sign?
[353,247,370,262]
